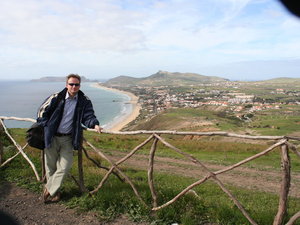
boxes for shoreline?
[91,83,141,132]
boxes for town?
[106,80,300,122]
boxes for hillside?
[124,107,243,132]
[103,75,140,86]
[256,77,300,84]
[124,105,300,137]
[105,70,228,87]
[2,128,299,225]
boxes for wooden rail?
[1,116,300,225]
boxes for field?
[128,104,300,137]
[1,127,300,225]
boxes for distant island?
[31,76,98,82]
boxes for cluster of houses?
[108,83,300,120]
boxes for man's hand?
[94,125,103,133]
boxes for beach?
[91,83,141,132]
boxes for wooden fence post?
[0,121,4,165]
[41,150,46,183]
[148,136,159,208]
[273,144,291,225]
[78,148,87,192]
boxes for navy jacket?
[37,88,99,150]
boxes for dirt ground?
[0,181,147,225]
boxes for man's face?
[66,77,80,97]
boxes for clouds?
[0,0,145,52]
[0,0,299,80]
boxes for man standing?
[37,74,102,203]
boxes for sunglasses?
[68,83,80,87]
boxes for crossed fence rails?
[0,116,300,225]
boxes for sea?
[0,80,132,129]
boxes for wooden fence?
[0,116,300,225]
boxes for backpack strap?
[37,88,67,119]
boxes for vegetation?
[1,128,300,225]
[127,105,300,139]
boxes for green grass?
[132,107,244,132]
[84,132,297,171]
[131,103,300,137]
[1,128,300,225]
[249,107,300,136]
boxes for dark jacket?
[37,88,99,150]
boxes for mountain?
[105,71,228,87]
[104,75,140,86]
[31,76,97,82]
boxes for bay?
[0,80,131,129]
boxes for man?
[37,74,102,203]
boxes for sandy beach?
[91,83,141,132]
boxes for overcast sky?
[0,0,300,81]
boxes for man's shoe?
[42,188,50,203]
[50,192,61,203]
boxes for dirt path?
[0,181,147,225]
[106,151,300,198]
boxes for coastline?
[90,83,141,132]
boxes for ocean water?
[0,81,131,129]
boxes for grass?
[131,107,244,132]
[131,104,300,137]
[85,132,295,171]
[1,128,300,225]
[249,106,300,136]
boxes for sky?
[0,0,300,81]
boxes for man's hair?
[66,74,81,83]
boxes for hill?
[124,106,242,132]
[257,77,300,84]
[124,104,300,137]
[103,75,140,86]
[105,70,228,87]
